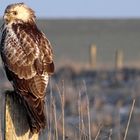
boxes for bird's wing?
[1,27,39,79]
[1,24,54,79]
[34,32,55,75]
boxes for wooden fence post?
[115,49,124,70]
[90,44,97,70]
[4,91,39,140]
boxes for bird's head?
[3,3,36,24]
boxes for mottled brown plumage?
[0,3,54,133]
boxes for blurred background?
[0,0,140,69]
[1,0,140,140]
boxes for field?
[0,19,140,139]
[1,19,140,68]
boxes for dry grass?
[94,124,103,140]
[44,80,137,140]
[123,99,136,140]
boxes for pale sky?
[0,0,140,18]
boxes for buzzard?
[0,3,54,133]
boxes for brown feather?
[3,66,47,133]
[44,62,55,74]
[0,3,54,133]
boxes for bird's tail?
[21,92,46,133]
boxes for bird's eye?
[13,11,17,15]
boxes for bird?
[0,3,54,133]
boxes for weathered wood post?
[114,49,124,81]
[4,91,39,140]
[115,49,124,70]
[90,44,97,70]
